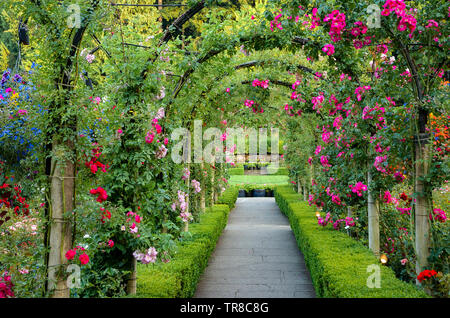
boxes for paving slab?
[195,197,316,298]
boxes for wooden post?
[210,159,215,204]
[47,141,76,298]
[126,258,137,295]
[347,205,354,237]
[200,162,206,212]
[414,134,431,279]
[367,163,380,256]
[184,162,190,232]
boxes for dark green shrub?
[136,189,238,297]
[217,186,239,209]
[274,185,429,298]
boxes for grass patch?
[229,175,289,186]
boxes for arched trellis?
[169,58,320,111]
[142,1,446,274]
[175,58,328,127]
[105,0,359,102]
[15,0,446,298]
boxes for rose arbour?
[0,0,447,299]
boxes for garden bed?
[274,185,429,298]
[135,187,239,298]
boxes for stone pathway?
[195,197,316,298]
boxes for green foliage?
[229,174,289,185]
[267,166,289,175]
[136,189,238,298]
[228,166,244,175]
[274,185,429,298]
[216,186,239,209]
[0,208,46,297]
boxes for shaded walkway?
[195,197,316,298]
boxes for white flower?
[133,251,144,261]
[85,54,95,63]
[83,234,90,239]
[130,226,138,234]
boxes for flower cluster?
[362,102,387,130]
[191,179,201,193]
[305,8,320,30]
[133,247,158,264]
[84,147,108,174]
[99,207,111,223]
[374,155,388,174]
[311,93,325,113]
[417,269,438,282]
[323,10,346,42]
[322,44,335,56]
[381,0,417,38]
[171,190,192,223]
[0,272,14,298]
[269,11,283,31]
[81,49,95,63]
[65,246,90,265]
[155,107,165,120]
[354,85,371,101]
[0,183,30,219]
[382,190,393,203]
[155,144,168,159]
[317,212,331,226]
[320,155,331,168]
[181,168,190,180]
[244,99,264,113]
[252,78,269,89]
[5,216,38,235]
[145,116,163,144]
[395,192,413,215]
[349,182,368,197]
[125,211,142,235]
[430,208,447,223]
[90,187,108,203]
[348,21,371,49]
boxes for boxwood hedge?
[274,185,428,298]
[136,187,239,298]
[228,166,244,175]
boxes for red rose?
[65,249,77,261]
[90,164,98,174]
[79,253,90,265]
[417,269,438,282]
[90,187,108,203]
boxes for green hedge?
[274,185,428,298]
[267,166,289,175]
[136,187,239,298]
[217,186,239,209]
[228,166,244,175]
